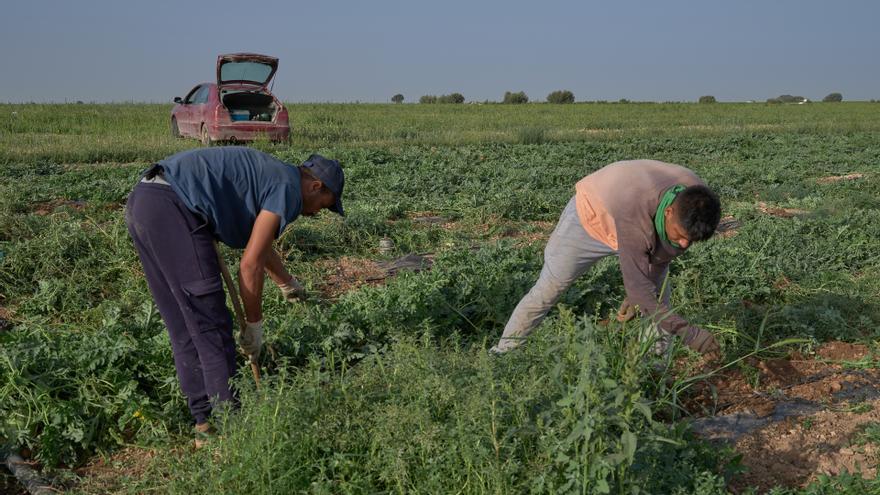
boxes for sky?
[1,0,877,103]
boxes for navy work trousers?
[125,181,237,424]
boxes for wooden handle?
[215,242,261,386]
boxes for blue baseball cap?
[301,154,345,216]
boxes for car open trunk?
[222,91,278,122]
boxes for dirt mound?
[817,173,865,184]
[685,342,879,492]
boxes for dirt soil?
[756,201,810,218]
[816,173,866,184]
[0,470,28,495]
[684,341,880,493]
[73,446,168,494]
[32,199,87,215]
[0,306,14,332]
[314,256,388,299]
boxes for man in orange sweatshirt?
[490,159,721,356]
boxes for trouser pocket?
[181,276,231,331]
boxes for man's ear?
[308,179,324,193]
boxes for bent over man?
[490,159,721,356]
[124,146,344,438]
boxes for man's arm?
[264,249,293,286]
[239,210,281,323]
[618,261,670,321]
[617,239,717,353]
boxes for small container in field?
[378,237,395,255]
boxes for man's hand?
[683,327,720,356]
[278,276,306,302]
[616,298,638,322]
[240,320,263,361]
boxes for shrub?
[546,90,575,104]
[822,93,843,103]
[437,93,465,104]
[698,95,716,104]
[770,94,807,104]
[391,94,404,104]
[502,91,529,104]
[419,94,464,104]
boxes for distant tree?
[546,90,575,104]
[775,94,806,104]
[419,95,438,104]
[391,94,404,104]
[766,97,781,104]
[618,98,630,104]
[698,95,716,104]
[503,91,529,104]
[822,92,843,102]
[437,93,465,104]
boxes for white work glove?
[240,320,263,361]
[278,276,306,302]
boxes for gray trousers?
[492,197,669,353]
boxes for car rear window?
[220,62,273,84]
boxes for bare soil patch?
[314,256,388,299]
[0,306,14,332]
[816,173,865,184]
[33,199,87,215]
[756,201,809,218]
[684,342,879,492]
[73,445,178,494]
[313,254,435,300]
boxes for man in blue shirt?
[124,147,344,440]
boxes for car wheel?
[200,124,211,146]
[170,118,180,139]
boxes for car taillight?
[214,105,230,122]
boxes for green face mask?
[655,185,686,248]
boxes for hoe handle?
[214,242,261,387]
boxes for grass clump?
[141,314,733,494]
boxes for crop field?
[1,102,880,494]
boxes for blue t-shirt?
[158,147,302,249]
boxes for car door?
[190,85,212,135]
[178,85,203,136]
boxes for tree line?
[391,91,848,104]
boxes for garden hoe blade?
[214,242,261,387]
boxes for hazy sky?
[2,0,877,103]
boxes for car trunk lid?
[217,53,278,90]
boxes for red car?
[171,53,290,145]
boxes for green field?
[1,102,879,494]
